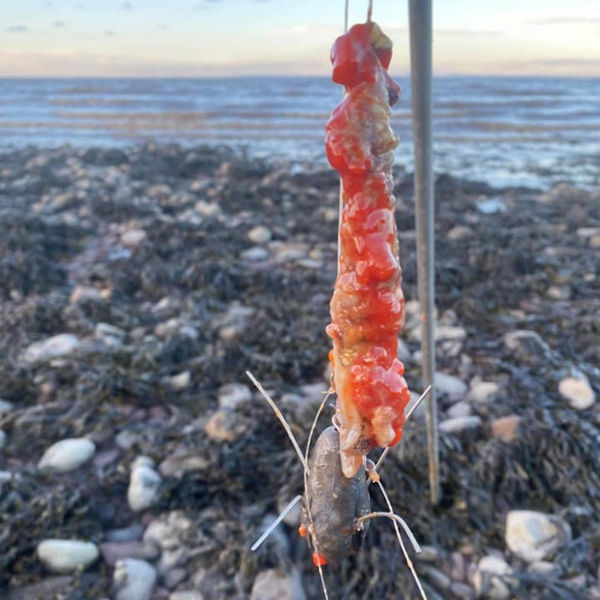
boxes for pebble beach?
[0,142,599,599]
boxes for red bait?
[325,21,409,478]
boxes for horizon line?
[1,73,599,79]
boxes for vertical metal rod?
[408,0,440,506]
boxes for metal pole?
[408,0,440,506]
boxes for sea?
[1,76,599,189]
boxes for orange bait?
[325,21,409,477]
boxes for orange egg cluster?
[325,22,410,478]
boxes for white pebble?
[113,558,157,600]
[127,456,162,512]
[248,225,272,244]
[23,334,80,364]
[467,377,500,403]
[0,399,14,414]
[440,416,482,435]
[505,510,571,562]
[121,229,147,247]
[434,372,468,401]
[37,539,99,573]
[558,375,595,410]
[218,382,252,410]
[473,554,512,600]
[38,438,96,472]
[251,568,306,600]
[169,371,191,390]
[446,401,472,419]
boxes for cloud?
[526,17,600,25]
[497,57,600,76]
[104,29,116,37]
[121,1,133,9]
[526,58,600,67]
[157,22,170,31]
[436,28,503,38]
[7,25,28,33]
[53,21,65,28]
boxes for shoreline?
[0,143,599,599]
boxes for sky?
[1,0,599,77]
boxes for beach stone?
[448,551,467,582]
[272,243,307,263]
[100,540,159,567]
[546,285,571,300]
[168,371,191,390]
[121,229,147,247]
[449,582,475,599]
[447,401,472,419]
[0,399,13,414]
[70,285,108,304]
[163,567,188,589]
[216,302,255,339]
[194,199,220,217]
[435,325,467,342]
[106,524,144,543]
[159,449,209,478]
[169,592,204,600]
[113,558,157,600]
[241,246,270,262]
[7,576,72,599]
[250,569,306,600]
[467,377,499,403]
[491,415,522,442]
[447,224,474,241]
[440,416,482,436]
[505,510,571,562]
[23,333,80,364]
[434,372,468,402]
[0,429,6,450]
[144,511,193,574]
[422,566,451,592]
[204,409,247,442]
[218,382,252,410]
[127,456,162,512]
[473,555,512,599]
[248,225,272,244]
[528,561,560,578]
[37,539,99,574]
[95,322,126,349]
[558,375,595,410]
[116,429,143,451]
[503,330,552,363]
[416,545,439,563]
[38,438,96,472]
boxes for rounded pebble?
[127,456,162,512]
[248,225,272,244]
[505,510,571,562]
[37,539,99,573]
[113,558,157,600]
[558,375,595,410]
[38,438,96,472]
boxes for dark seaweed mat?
[0,144,598,598]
